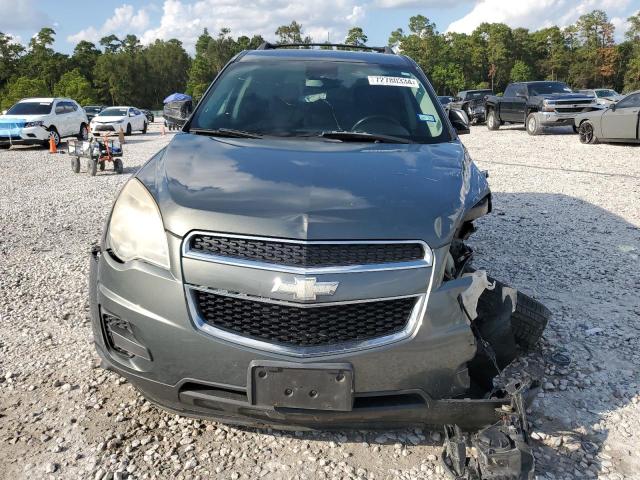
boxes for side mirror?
[449,108,470,135]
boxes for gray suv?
[90,44,549,478]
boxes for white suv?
[0,97,89,149]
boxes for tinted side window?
[67,102,78,112]
[616,94,640,108]
[504,85,517,97]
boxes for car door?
[128,108,139,131]
[66,101,82,136]
[501,85,522,122]
[52,101,70,137]
[133,108,144,130]
[601,93,640,139]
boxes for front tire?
[113,158,123,174]
[125,123,132,136]
[578,121,598,144]
[486,109,500,130]
[511,291,551,351]
[48,127,61,147]
[142,122,147,134]
[526,113,542,135]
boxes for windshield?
[98,108,127,117]
[466,90,492,99]
[6,102,52,115]
[84,106,102,113]
[190,60,448,143]
[528,82,573,95]
[595,89,618,98]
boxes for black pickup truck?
[485,81,599,135]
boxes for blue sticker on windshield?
[418,114,436,123]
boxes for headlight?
[24,121,44,127]
[107,178,170,269]
[542,100,555,112]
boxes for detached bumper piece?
[442,380,535,480]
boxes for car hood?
[145,133,489,248]
[93,116,126,123]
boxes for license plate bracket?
[248,360,353,411]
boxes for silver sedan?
[575,90,640,144]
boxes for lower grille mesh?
[193,290,416,347]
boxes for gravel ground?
[1,122,639,480]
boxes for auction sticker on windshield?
[368,76,419,88]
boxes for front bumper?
[538,110,592,126]
[89,241,521,429]
[91,123,121,134]
[0,125,49,145]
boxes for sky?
[1,0,638,54]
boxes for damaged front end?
[436,197,550,479]
[442,380,535,480]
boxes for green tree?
[20,27,68,93]
[1,76,48,109]
[275,21,311,44]
[99,35,121,53]
[70,40,101,82]
[144,39,191,108]
[53,68,95,104]
[345,27,367,46]
[623,12,640,91]
[0,32,25,88]
[510,60,533,82]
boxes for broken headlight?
[107,178,170,269]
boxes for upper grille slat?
[194,290,416,347]
[190,235,425,268]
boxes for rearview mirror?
[449,108,470,135]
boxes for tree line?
[0,9,638,110]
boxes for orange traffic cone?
[49,134,57,154]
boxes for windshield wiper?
[319,131,412,144]
[190,128,262,139]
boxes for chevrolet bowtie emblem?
[272,277,339,301]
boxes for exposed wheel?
[526,113,542,135]
[78,123,89,140]
[71,157,80,173]
[88,159,97,176]
[511,291,551,351]
[142,122,147,134]
[113,158,123,174]
[99,160,106,171]
[578,121,598,144]
[125,123,132,136]
[486,110,500,130]
[48,127,61,147]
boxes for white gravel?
[1,123,639,480]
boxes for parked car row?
[437,82,637,144]
[0,98,157,150]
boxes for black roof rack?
[256,42,395,54]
